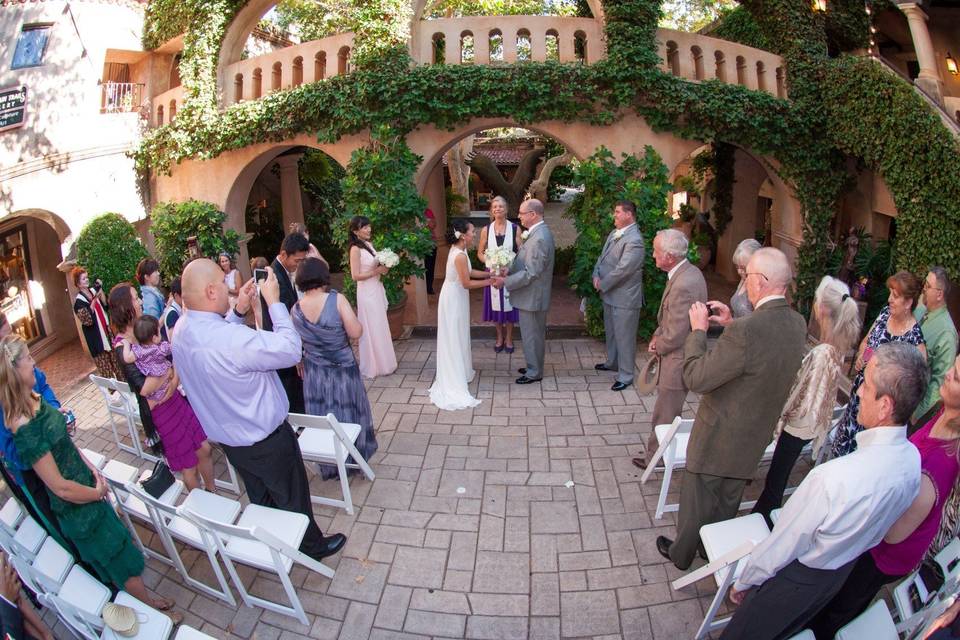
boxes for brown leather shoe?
[631,457,647,470]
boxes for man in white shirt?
[720,342,927,639]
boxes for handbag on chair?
[140,461,175,499]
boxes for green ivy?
[76,213,150,293]
[150,199,242,278]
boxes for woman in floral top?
[831,270,927,457]
[753,276,863,525]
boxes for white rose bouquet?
[484,246,516,276]
[376,248,400,268]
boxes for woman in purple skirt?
[477,196,523,353]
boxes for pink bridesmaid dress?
[357,242,398,378]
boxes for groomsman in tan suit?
[656,247,806,570]
[632,229,707,469]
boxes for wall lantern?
[812,0,827,12]
[947,52,959,76]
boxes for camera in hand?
[707,304,719,317]
[254,268,268,284]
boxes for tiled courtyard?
[26,335,773,640]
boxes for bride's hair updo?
[446,219,471,245]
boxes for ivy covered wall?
[136,0,960,314]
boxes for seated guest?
[173,259,346,562]
[1,336,182,622]
[808,352,960,638]
[160,277,183,342]
[292,258,376,479]
[752,275,862,525]
[657,248,806,570]
[912,267,959,431]
[720,342,927,640]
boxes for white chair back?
[89,374,153,461]
[639,417,692,520]
[836,600,898,639]
[9,553,59,598]
[47,592,104,640]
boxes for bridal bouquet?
[485,246,516,276]
[376,248,400,268]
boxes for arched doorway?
[417,126,584,327]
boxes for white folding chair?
[11,515,47,559]
[100,590,174,640]
[90,375,143,459]
[786,632,815,640]
[0,496,24,536]
[10,553,111,615]
[836,600,898,640]
[209,444,241,495]
[893,536,960,624]
[671,513,771,640]
[289,412,376,515]
[104,463,184,563]
[49,591,106,640]
[174,626,217,639]
[125,484,239,606]
[640,417,692,520]
[183,503,335,625]
[112,379,160,463]
[80,448,107,470]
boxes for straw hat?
[635,354,659,395]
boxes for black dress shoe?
[310,533,347,561]
[656,535,673,561]
[698,542,708,561]
[595,363,613,371]
[611,381,632,391]
[516,375,542,384]
[518,368,527,374]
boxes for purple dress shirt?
[171,304,302,447]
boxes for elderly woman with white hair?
[477,196,523,353]
[730,238,762,318]
[751,275,862,525]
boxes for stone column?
[899,2,944,104]
[275,154,305,232]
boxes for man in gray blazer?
[494,199,555,384]
[592,201,646,391]
[633,228,707,468]
[656,247,807,570]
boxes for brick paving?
[23,334,812,640]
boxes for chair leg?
[655,464,673,520]
[696,559,740,640]
[337,457,354,515]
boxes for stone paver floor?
[22,336,814,640]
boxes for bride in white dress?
[430,220,495,410]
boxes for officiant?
[477,196,523,354]
[592,201,646,391]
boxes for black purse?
[140,461,175,499]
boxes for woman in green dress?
[0,335,181,622]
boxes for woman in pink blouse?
[752,276,862,525]
[809,353,960,638]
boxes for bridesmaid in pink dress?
[349,216,398,378]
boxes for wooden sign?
[0,86,27,133]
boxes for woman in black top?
[72,267,120,379]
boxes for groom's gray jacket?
[504,222,555,312]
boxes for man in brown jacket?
[657,247,807,570]
[633,229,707,469]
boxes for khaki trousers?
[645,385,687,463]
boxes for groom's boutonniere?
[613,228,625,240]
[521,230,530,240]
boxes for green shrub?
[150,199,241,279]
[76,213,149,293]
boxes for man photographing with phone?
[172,259,347,563]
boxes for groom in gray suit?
[493,199,556,384]
[593,201,646,391]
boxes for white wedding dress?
[430,246,481,410]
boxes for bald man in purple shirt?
[172,259,346,562]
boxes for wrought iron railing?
[100,81,145,114]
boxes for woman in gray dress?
[292,258,377,479]
[729,238,762,318]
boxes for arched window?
[338,46,351,74]
[169,53,182,89]
[315,51,326,80]
[169,100,176,120]
[460,31,475,63]
[666,41,680,76]
[432,33,445,65]
[252,68,262,98]
[272,61,282,91]
[292,56,303,86]
[715,50,726,82]
[775,66,786,98]
[756,61,766,92]
[545,29,559,62]
[736,56,747,85]
[574,30,587,64]
[517,29,532,62]
[691,46,704,80]
[489,29,504,63]
[234,73,243,102]
[156,105,164,126]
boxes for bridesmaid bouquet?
[485,246,516,276]
[376,248,400,268]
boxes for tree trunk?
[467,146,546,217]
[445,136,474,216]
[528,151,573,202]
